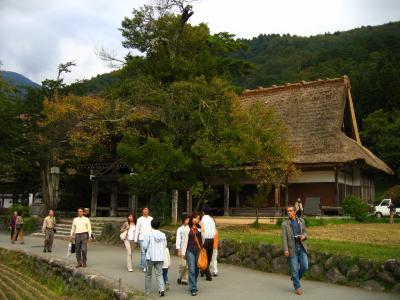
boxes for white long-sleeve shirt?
[134,216,153,242]
[176,225,187,250]
[200,215,216,239]
[70,216,92,237]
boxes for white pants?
[124,240,135,270]
[209,249,218,275]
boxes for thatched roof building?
[240,76,392,175]
[215,76,393,216]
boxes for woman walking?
[181,212,202,296]
[120,212,137,272]
[11,211,24,244]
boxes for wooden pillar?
[110,184,118,217]
[236,190,240,208]
[171,190,179,224]
[285,185,289,208]
[186,190,193,215]
[335,167,339,207]
[224,183,230,216]
[274,186,279,208]
[128,195,138,214]
[90,179,98,217]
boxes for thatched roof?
[239,76,393,175]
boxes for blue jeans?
[163,268,169,283]
[186,250,199,293]
[145,260,164,294]
[139,240,146,269]
[288,244,308,289]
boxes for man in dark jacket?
[281,206,308,295]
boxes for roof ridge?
[242,75,350,96]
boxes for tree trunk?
[39,154,61,213]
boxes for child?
[142,219,167,297]
[162,246,171,290]
[210,227,218,276]
[176,213,189,285]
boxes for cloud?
[0,0,399,84]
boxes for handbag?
[120,230,128,241]
[193,229,208,271]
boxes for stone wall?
[165,229,399,294]
[0,247,139,299]
[99,224,400,294]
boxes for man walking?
[281,206,308,295]
[42,209,56,252]
[70,208,92,268]
[176,213,189,285]
[134,207,153,272]
[200,206,216,281]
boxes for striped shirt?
[143,230,167,262]
[201,215,216,239]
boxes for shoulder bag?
[193,229,208,271]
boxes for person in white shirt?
[120,212,136,272]
[142,219,167,297]
[134,207,153,272]
[199,206,216,281]
[70,208,92,268]
[176,213,189,285]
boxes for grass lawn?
[217,223,400,262]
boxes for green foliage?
[362,110,400,175]
[342,196,370,222]
[150,192,171,226]
[7,204,30,217]
[384,185,400,204]
[22,217,40,234]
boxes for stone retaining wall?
[162,231,400,294]
[0,247,139,299]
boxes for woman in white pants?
[120,213,136,272]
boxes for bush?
[342,196,369,222]
[23,217,40,234]
[384,185,400,205]
[5,204,30,217]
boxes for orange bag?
[193,229,208,271]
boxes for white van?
[374,199,400,218]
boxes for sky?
[0,0,399,84]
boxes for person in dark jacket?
[281,206,308,295]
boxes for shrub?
[342,195,369,222]
[384,185,400,205]
[23,217,40,234]
[6,204,30,217]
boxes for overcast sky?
[0,0,399,84]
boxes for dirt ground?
[306,223,400,246]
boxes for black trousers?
[203,238,214,279]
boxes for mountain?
[0,71,41,88]
[232,21,400,121]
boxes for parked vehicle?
[374,199,400,218]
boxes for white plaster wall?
[288,171,335,183]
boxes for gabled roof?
[239,76,393,174]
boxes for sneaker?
[177,278,182,284]
[48,250,52,253]
[206,277,212,281]
[128,269,133,272]
[295,288,303,295]
[75,264,82,268]
[213,273,218,277]
[181,281,188,285]
[159,290,165,297]
[143,267,147,273]
[191,291,197,296]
